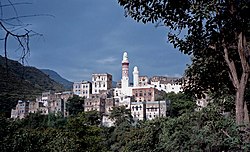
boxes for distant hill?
[40,69,73,90]
[0,56,64,117]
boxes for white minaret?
[133,66,139,87]
[121,52,129,94]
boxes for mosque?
[74,51,182,125]
[113,51,181,101]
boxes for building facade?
[11,91,73,119]
[132,87,164,102]
[11,100,30,119]
[150,76,182,93]
[92,73,112,94]
[73,81,92,98]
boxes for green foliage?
[109,106,134,126]
[123,119,164,152]
[0,112,108,152]
[1,103,250,151]
[160,105,250,151]
[66,95,85,116]
[165,92,196,117]
[65,112,105,152]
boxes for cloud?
[163,73,183,78]
[96,56,117,64]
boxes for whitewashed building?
[73,81,92,98]
[92,73,112,94]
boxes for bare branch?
[0,2,32,8]
[0,14,54,22]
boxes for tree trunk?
[236,83,246,125]
[224,32,250,126]
[244,101,249,125]
[235,65,249,126]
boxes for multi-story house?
[131,101,145,120]
[73,81,92,98]
[131,100,169,121]
[49,91,73,117]
[145,100,168,120]
[29,100,48,115]
[132,87,164,102]
[92,73,112,94]
[84,94,105,112]
[150,76,182,93]
[11,100,30,119]
[138,76,149,86]
[11,91,73,119]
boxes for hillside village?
[11,52,183,126]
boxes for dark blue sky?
[1,0,190,82]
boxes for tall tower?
[121,52,129,94]
[133,66,139,87]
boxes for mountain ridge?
[40,69,73,90]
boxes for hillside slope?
[40,69,73,90]
[0,56,64,117]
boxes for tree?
[109,106,134,126]
[108,106,134,151]
[118,0,250,125]
[160,105,250,151]
[165,92,196,117]
[66,95,85,116]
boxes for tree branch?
[223,42,239,89]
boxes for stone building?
[11,100,30,119]
[49,91,73,117]
[132,87,164,102]
[29,100,48,115]
[92,73,112,94]
[130,100,169,121]
[11,91,73,119]
[84,94,105,112]
[145,100,168,120]
[73,81,92,98]
[150,76,182,93]
[138,76,149,86]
